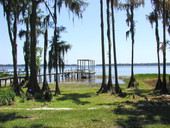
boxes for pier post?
[5,80,7,87]
[54,74,56,82]
[10,79,12,84]
[38,69,42,84]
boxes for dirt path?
[0,107,101,111]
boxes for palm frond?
[126,30,131,40]
[18,29,27,38]
[146,12,156,28]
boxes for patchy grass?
[0,73,12,77]
[0,74,170,128]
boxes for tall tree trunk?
[42,28,49,91]
[6,11,20,95]
[54,0,60,95]
[128,4,136,88]
[155,9,162,90]
[24,18,30,81]
[162,0,167,94]
[12,44,19,94]
[106,0,113,91]
[29,0,41,94]
[111,1,122,94]
[12,17,20,95]
[97,0,107,93]
[55,44,61,95]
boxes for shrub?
[0,87,15,106]
[34,92,44,101]
[26,91,33,100]
[0,73,12,77]
[19,93,27,103]
[44,90,53,101]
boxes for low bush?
[19,93,27,103]
[0,87,15,106]
[44,90,53,101]
[34,92,44,101]
[0,73,12,77]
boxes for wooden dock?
[0,76,25,87]
[0,59,96,87]
[0,71,96,87]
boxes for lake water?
[1,64,170,84]
[62,64,170,76]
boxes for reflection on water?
[60,77,125,84]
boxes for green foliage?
[36,47,43,70]
[134,73,170,79]
[43,90,53,101]
[26,91,34,100]
[19,93,27,103]
[34,92,44,101]
[135,74,160,79]
[48,26,71,73]
[0,79,170,128]
[0,87,15,106]
[33,91,53,101]
[25,90,53,102]
[0,73,12,77]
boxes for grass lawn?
[0,74,170,128]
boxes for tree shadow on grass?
[0,112,60,128]
[112,101,170,128]
[97,102,120,107]
[13,124,58,128]
[57,93,91,105]
[0,112,29,123]
[126,88,153,97]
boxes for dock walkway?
[0,71,96,87]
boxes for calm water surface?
[1,65,170,84]
[64,65,170,76]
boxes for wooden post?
[10,79,12,84]
[5,79,7,87]
[77,60,79,79]
[58,74,60,81]
[49,73,52,83]
[93,60,94,71]
[88,60,89,71]
[38,69,41,84]
[54,74,56,82]
[19,77,22,83]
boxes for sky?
[0,0,170,65]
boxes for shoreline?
[1,63,170,67]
